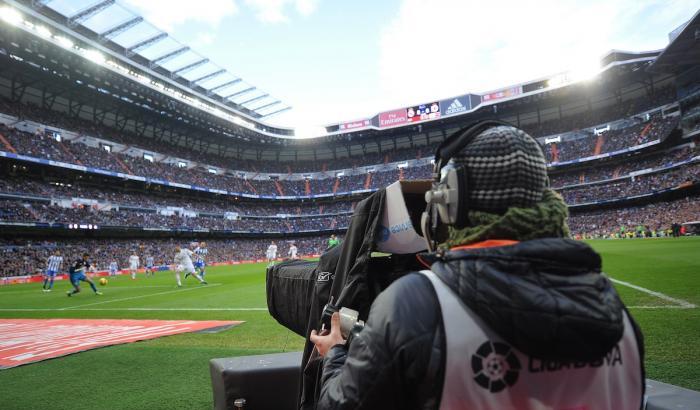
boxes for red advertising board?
[0,319,240,369]
[339,119,370,131]
[482,86,523,102]
[378,108,408,128]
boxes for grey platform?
[211,352,700,409]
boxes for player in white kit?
[266,241,278,267]
[128,252,139,279]
[288,243,298,260]
[173,246,207,287]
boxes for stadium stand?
[0,20,697,280]
[1,2,700,409]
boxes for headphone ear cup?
[453,165,469,229]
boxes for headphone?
[421,119,516,252]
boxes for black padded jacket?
[316,238,644,409]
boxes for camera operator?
[310,123,644,409]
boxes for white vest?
[419,270,643,410]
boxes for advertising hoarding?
[482,86,523,102]
[440,95,471,117]
[338,119,371,131]
[378,108,408,128]
[406,102,440,123]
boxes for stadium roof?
[22,0,290,119]
[649,8,700,74]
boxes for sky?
[64,0,700,128]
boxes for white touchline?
[626,305,694,309]
[609,278,696,309]
[0,285,178,294]
[0,307,267,312]
[61,284,222,310]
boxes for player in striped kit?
[109,260,118,276]
[145,255,156,277]
[42,250,63,292]
[192,242,208,279]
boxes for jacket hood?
[424,238,624,362]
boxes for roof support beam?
[208,79,242,93]
[126,33,168,56]
[171,58,209,76]
[149,46,190,68]
[253,100,281,111]
[68,0,115,27]
[191,69,225,84]
[240,94,269,106]
[99,17,143,42]
[31,0,51,9]
[225,87,255,99]
[261,106,292,118]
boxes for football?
[99,278,108,286]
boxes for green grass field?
[0,237,698,409]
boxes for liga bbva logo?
[445,98,467,115]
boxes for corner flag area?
[0,319,240,369]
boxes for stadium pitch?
[0,237,698,409]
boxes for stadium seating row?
[2,194,698,278]
[0,116,683,197]
[0,88,678,176]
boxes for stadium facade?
[0,1,699,278]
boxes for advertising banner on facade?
[407,102,440,123]
[378,108,408,128]
[338,119,371,131]
[482,86,523,102]
[440,95,471,117]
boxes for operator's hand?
[310,312,346,357]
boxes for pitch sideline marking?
[0,307,266,312]
[0,285,179,294]
[609,278,696,309]
[61,284,222,310]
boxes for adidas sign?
[445,98,467,115]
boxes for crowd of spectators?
[1,145,697,231]
[0,199,350,233]
[0,88,678,175]
[559,162,699,204]
[549,146,696,188]
[2,116,678,196]
[1,124,430,195]
[543,116,679,163]
[0,236,339,278]
[1,160,696,232]
[522,86,676,137]
[0,177,355,216]
[568,197,700,238]
[3,192,698,278]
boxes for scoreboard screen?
[407,102,440,123]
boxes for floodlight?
[36,25,51,38]
[56,36,74,49]
[84,49,106,65]
[0,7,22,26]
[295,126,325,139]
[568,62,601,83]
